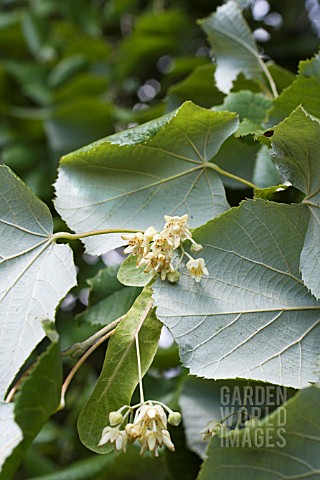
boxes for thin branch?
[51,228,142,243]
[5,363,35,403]
[59,329,115,410]
[61,316,124,358]
[135,333,144,404]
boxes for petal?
[147,407,157,419]
[147,433,157,451]
[162,431,175,451]
[98,432,111,446]
[115,434,123,451]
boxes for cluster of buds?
[200,409,262,442]
[122,214,209,283]
[98,401,181,457]
[200,421,227,441]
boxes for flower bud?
[109,411,124,426]
[190,242,203,253]
[167,271,181,283]
[125,423,141,440]
[168,411,182,426]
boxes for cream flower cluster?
[98,401,181,457]
[122,214,209,283]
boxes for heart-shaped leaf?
[271,106,320,299]
[153,199,320,388]
[0,166,76,399]
[54,101,238,255]
[200,1,267,94]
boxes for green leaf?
[167,64,224,111]
[214,91,272,137]
[200,1,266,94]
[117,255,155,287]
[47,54,88,88]
[77,287,162,453]
[77,265,141,326]
[199,386,320,480]
[25,454,114,480]
[267,63,295,94]
[267,51,320,126]
[180,377,289,459]
[21,11,48,61]
[153,199,320,388]
[52,73,109,104]
[1,342,62,480]
[0,403,23,472]
[26,448,170,480]
[253,145,282,188]
[0,166,76,399]
[164,423,201,480]
[180,378,226,459]
[211,136,260,189]
[116,9,191,79]
[45,98,114,154]
[54,101,238,255]
[254,184,290,201]
[271,107,320,299]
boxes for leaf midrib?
[58,165,205,209]
[0,241,51,302]
[100,297,153,398]
[158,305,320,317]
[208,25,261,69]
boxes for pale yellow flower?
[141,226,158,254]
[139,252,175,280]
[186,258,209,282]
[98,402,180,457]
[98,426,127,452]
[121,232,144,264]
[150,232,174,255]
[163,214,192,248]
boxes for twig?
[60,316,124,358]
[135,334,144,404]
[51,228,141,242]
[59,329,115,410]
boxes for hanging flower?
[98,402,181,457]
[139,251,175,281]
[98,426,127,452]
[186,258,209,282]
[121,232,145,264]
[131,403,175,457]
[141,226,158,254]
